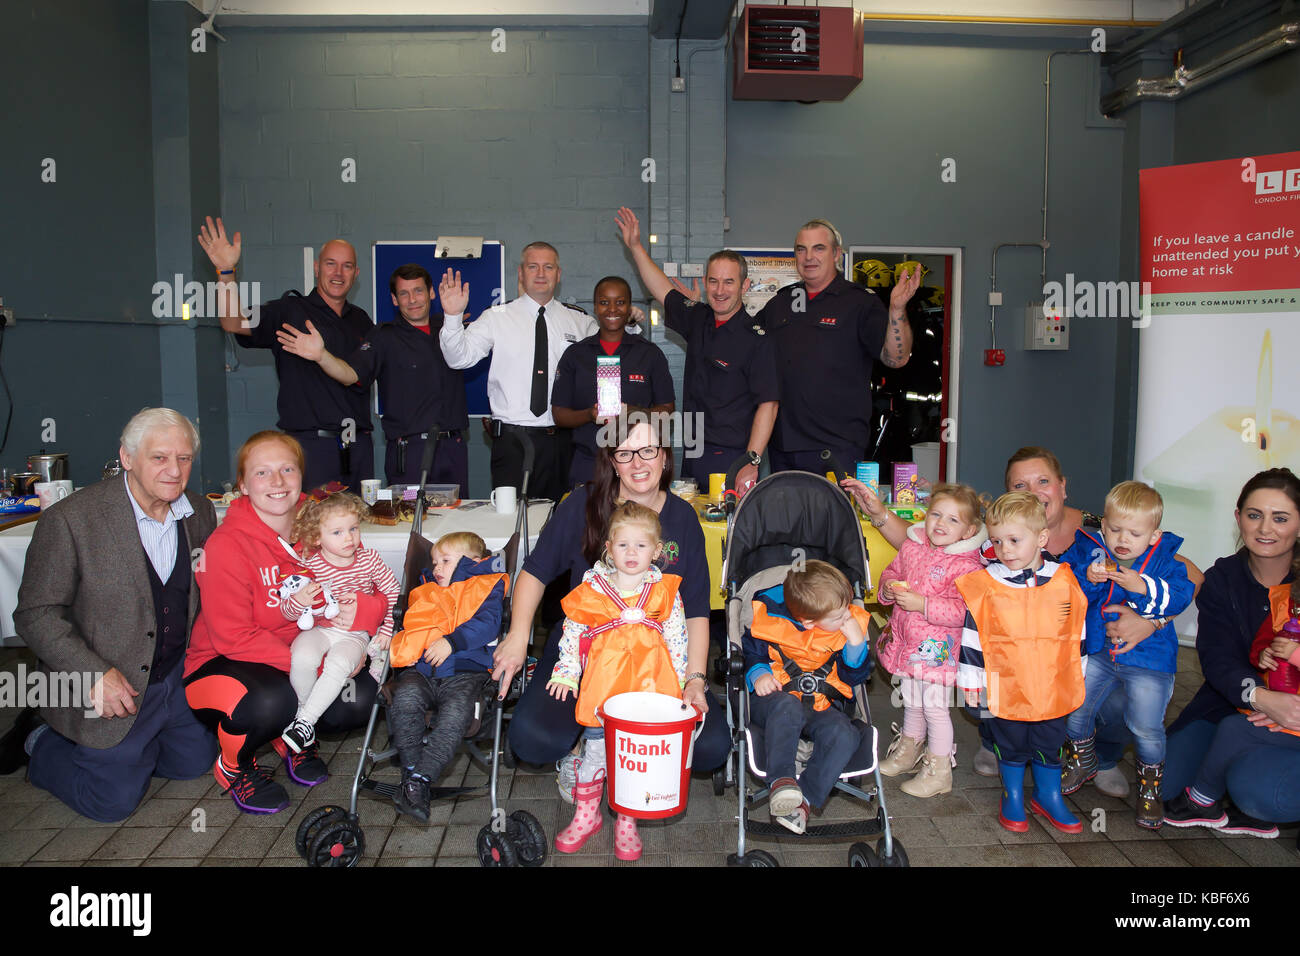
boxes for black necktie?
[530,306,548,417]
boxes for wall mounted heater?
[731,5,864,101]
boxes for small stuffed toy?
[278,572,340,630]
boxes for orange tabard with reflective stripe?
[563,575,682,728]
[388,573,508,668]
[751,604,871,711]
[955,569,1087,721]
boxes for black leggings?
[185,656,377,768]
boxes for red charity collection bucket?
[598,691,702,820]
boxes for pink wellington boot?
[614,813,642,861]
[555,771,605,853]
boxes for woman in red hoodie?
[184,431,387,814]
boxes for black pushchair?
[713,457,909,867]
[295,434,548,868]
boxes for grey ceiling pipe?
[1102,22,1298,114]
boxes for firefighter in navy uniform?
[199,216,375,492]
[756,219,920,474]
[615,207,779,492]
[277,263,469,491]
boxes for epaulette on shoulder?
[563,301,589,315]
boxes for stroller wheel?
[727,850,778,867]
[712,766,727,796]
[848,842,879,867]
[507,810,549,867]
[877,836,909,868]
[296,805,348,861]
[477,824,519,867]
[307,818,365,868]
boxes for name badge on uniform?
[359,342,373,350]
[711,358,730,370]
[818,317,838,328]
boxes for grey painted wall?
[726,33,1129,508]
[0,0,163,487]
[217,25,652,496]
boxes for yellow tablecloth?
[691,494,917,610]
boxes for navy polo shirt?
[240,288,374,433]
[663,290,780,450]
[346,314,469,440]
[757,274,887,452]
[550,332,675,461]
[522,485,710,620]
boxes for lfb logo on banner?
[1255,167,1300,195]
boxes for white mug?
[360,479,381,506]
[35,481,71,510]
[490,486,517,514]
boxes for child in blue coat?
[1058,481,1194,829]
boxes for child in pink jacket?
[876,483,987,797]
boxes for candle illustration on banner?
[1144,329,1297,575]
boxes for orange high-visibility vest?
[388,573,508,668]
[750,604,872,711]
[563,574,683,727]
[955,568,1087,721]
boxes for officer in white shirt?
[438,241,596,500]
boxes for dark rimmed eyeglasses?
[612,446,662,463]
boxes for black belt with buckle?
[395,431,461,473]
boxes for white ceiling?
[178,0,1188,27]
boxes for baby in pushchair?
[743,560,873,833]
[385,531,508,823]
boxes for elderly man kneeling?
[3,408,218,822]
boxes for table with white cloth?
[0,500,552,645]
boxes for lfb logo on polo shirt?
[628,374,646,384]
[818,317,837,327]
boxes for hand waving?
[889,264,922,316]
[275,320,326,361]
[439,269,470,316]
[198,216,242,273]
[614,206,642,250]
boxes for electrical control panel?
[1025,301,1068,350]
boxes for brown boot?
[1135,760,1164,829]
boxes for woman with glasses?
[493,411,729,800]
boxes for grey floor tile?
[880,789,977,818]
[140,858,193,867]
[152,824,229,858]
[30,827,114,863]
[259,857,304,867]
[381,825,445,857]
[200,858,250,867]
[0,828,57,863]
[509,772,559,800]
[1062,842,1135,866]
[663,820,731,852]
[1001,842,1075,866]
[377,856,437,866]
[0,779,56,805]
[154,775,217,800]
[208,824,280,861]
[552,851,616,866]
[1174,839,1255,867]
[91,826,172,861]
[776,845,851,868]
[885,815,947,848]
[82,858,144,867]
[9,800,81,831]
[1220,836,1300,867]
[436,823,488,858]
[123,798,194,829]
[1118,840,1186,867]
[905,843,1014,867]
[433,855,482,867]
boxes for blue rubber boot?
[997,761,1028,833]
[1029,760,1083,833]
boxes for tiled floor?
[1,647,1297,868]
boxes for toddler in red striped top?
[281,492,399,754]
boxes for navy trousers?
[28,664,217,823]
